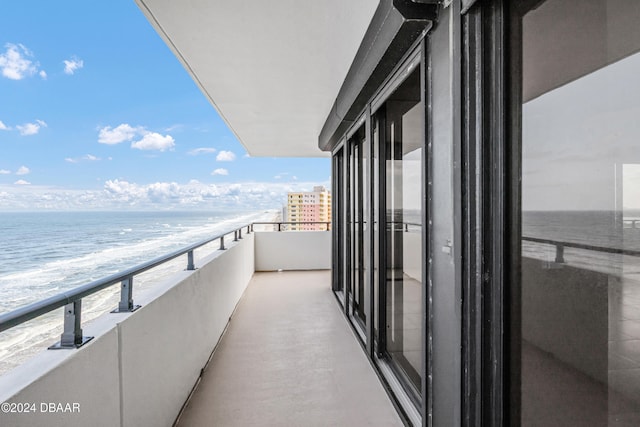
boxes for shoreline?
[0,209,280,376]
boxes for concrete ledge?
[120,233,254,427]
[0,317,121,427]
[254,231,331,271]
[0,233,255,427]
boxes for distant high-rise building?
[287,186,331,231]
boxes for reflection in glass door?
[332,147,344,294]
[516,0,640,424]
[349,127,367,328]
[335,49,425,416]
[373,113,381,345]
[382,67,423,397]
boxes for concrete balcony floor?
[176,270,403,426]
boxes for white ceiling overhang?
[135,0,379,157]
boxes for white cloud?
[16,166,30,175]
[131,132,175,151]
[99,179,325,209]
[0,169,10,175]
[39,70,47,79]
[98,124,140,145]
[216,150,236,162]
[212,168,229,176]
[103,179,183,204]
[0,179,331,211]
[188,147,217,156]
[99,124,175,151]
[66,154,100,163]
[274,172,300,181]
[0,43,39,80]
[14,180,30,185]
[0,120,8,130]
[164,124,183,132]
[63,57,84,75]
[16,120,46,136]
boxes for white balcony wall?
[0,233,255,427]
[403,231,422,282]
[254,231,331,271]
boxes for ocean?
[0,210,277,373]
[2,209,639,374]
[522,210,640,277]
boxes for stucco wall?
[254,231,331,271]
[0,233,255,427]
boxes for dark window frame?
[347,120,368,342]
[331,143,345,295]
[331,40,428,426]
[461,0,517,425]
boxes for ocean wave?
[0,210,277,374]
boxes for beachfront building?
[2,1,640,426]
[287,186,332,231]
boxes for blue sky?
[0,1,330,211]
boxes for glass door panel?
[383,67,423,396]
[516,0,640,424]
[350,127,368,328]
[373,114,380,343]
[332,148,344,294]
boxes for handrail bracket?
[111,277,142,313]
[48,300,94,350]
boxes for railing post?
[234,230,238,241]
[405,223,409,232]
[278,223,282,232]
[220,235,226,250]
[555,244,565,263]
[251,223,254,232]
[238,228,243,239]
[49,300,93,349]
[187,250,195,270]
[247,225,251,234]
[111,276,141,313]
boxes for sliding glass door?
[378,65,424,399]
[332,147,344,294]
[511,0,640,424]
[349,126,368,329]
[333,46,426,419]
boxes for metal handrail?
[388,221,422,227]
[252,221,331,231]
[0,222,254,348]
[522,235,640,263]
[0,220,333,349]
[9,229,621,343]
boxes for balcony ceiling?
[135,0,379,157]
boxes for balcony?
[0,224,400,427]
[176,270,401,426]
